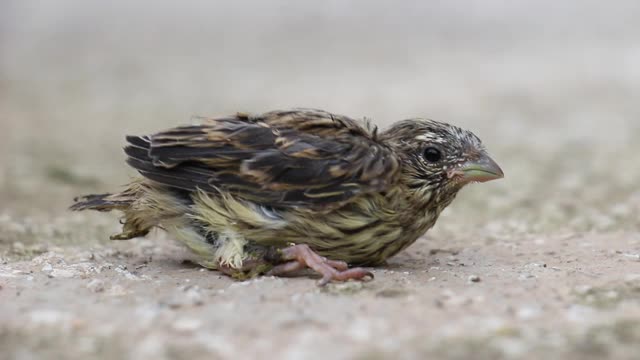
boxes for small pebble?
[468,275,481,283]
[86,279,105,293]
[114,266,141,280]
[518,273,536,280]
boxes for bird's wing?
[124,109,400,209]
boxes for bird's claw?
[317,267,374,286]
[267,244,373,286]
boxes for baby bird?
[71,109,503,285]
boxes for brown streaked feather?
[124,109,400,209]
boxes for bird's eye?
[422,147,442,163]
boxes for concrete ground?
[1,2,640,359]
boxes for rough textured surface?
[2,1,640,359]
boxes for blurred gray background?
[2,0,639,232]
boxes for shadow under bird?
[71,109,503,285]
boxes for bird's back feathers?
[124,109,400,209]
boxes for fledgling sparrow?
[71,109,503,285]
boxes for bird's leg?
[267,244,374,286]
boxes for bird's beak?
[454,154,504,183]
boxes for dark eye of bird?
[422,147,442,163]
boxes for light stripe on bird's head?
[382,118,503,207]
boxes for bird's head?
[381,119,503,208]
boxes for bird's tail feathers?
[70,193,134,212]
